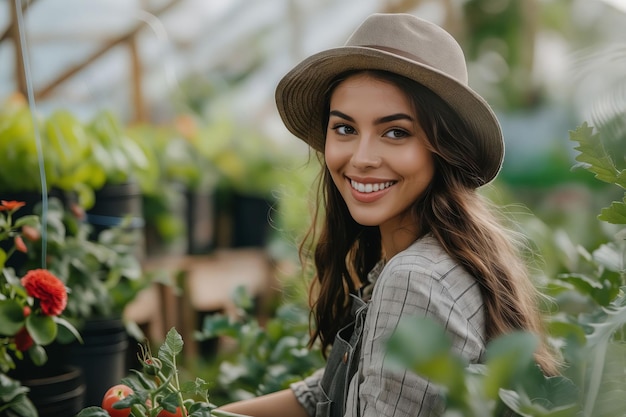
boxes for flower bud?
[21,225,41,242]
[14,236,27,253]
[15,327,34,351]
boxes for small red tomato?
[102,384,133,417]
[158,406,184,417]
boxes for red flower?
[14,327,34,351]
[0,200,26,211]
[14,236,27,253]
[21,269,68,316]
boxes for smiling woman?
[218,12,561,417]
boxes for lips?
[347,177,396,203]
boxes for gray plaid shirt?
[291,235,486,417]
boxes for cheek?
[324,148,350,191]
[324,140,345,173]
[399,150,435,182]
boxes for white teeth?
[350,180,394,193]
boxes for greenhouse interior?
[1,0,626,416]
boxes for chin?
[349,213,383,227]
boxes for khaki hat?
[275,13,504,185]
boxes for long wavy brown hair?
[300,69,560,376]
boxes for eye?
[384,128,409,139]
[333,124,356,135]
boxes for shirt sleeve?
[346,264,485,417]
[290,368,326,417]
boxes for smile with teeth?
[350,179,396,193]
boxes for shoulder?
[374,235,484,330]
[388,235,456,274]
[371,235,486,355]
[384,235,475,293]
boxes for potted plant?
[0,199,83,416]
[22,197,152,407]
[197,120,289,248]
[82,110,153,254]
[0,94,98,209]
[126,117,220,256]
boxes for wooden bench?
[125,248,276,358]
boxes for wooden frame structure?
[4,0,182,122]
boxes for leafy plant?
[388,318,579,417]
[196,286,324,402]
[76,327,250,417]
[0,95,96,207]
[22,197,149,334]
[387,121,626,417]
[0,200,81,416]
[126,119,220,246]
[85,110,151,191]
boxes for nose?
[351,135,381,169]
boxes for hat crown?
[345,13,468,84]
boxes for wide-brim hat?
[275,13,504,185]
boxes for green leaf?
[387,317,469,402]
[569,122,622,185]
[0,372,30,402]
[581,294,626,416]
[53,316,83,343]
[598,197,626,225]
[27,344,48,366]
[499,388,579,417]
[14,215,40,228]
[197,314,239,339]
[180,377,211,399]
[0,299,25,335]
[25,314,56,345]
[483,332,539,398]
[158,327,184,373]
[593,241,626,273]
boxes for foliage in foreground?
[196,286,324,403]
[77,328,248,417]
[388,122,626,417]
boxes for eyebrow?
[329,110,414,124]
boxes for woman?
[219,13,560,417]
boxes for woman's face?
[325,73,435,239]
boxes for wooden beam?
[34,0,182,100]
[9,0,27,96]
[129,37,146,122]
[0,0,37,43]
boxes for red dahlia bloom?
[14,327,34,351]
[0,200,26,211]
[21,269,68,316]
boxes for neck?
[380,221,419,261]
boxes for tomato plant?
[101,384,133,417]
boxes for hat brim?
[275,46,504,185]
